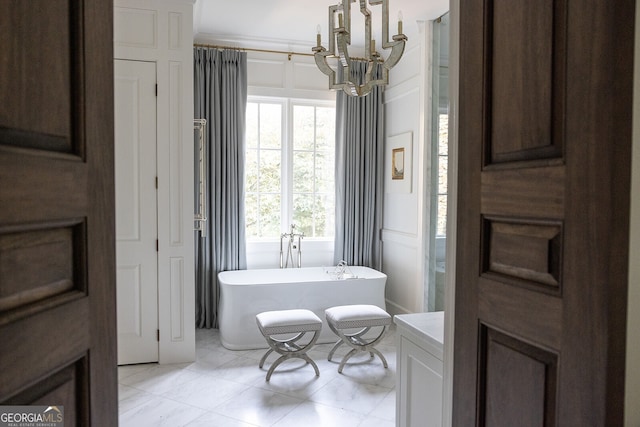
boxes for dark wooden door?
[0,1,117,425]
[454,0,634,425]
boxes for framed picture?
[392,148,405,180]
[385,132,412,193]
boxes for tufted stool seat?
[256,309,323,381]
[325,304,392,373]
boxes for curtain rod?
[193,42,379,63]
[193,43,314,60]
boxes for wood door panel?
[479,326,558,427]
[0,223,86,312]
[481,217,562,292]
[5,360,88,427]
[0,0,85,154]
[0,1,117,424]
[0,298,89,400]
[484,0,567,165]
[0,151,88,224]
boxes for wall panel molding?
[114,7,158,49]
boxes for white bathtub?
[218,266,387,350]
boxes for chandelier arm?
[336,31,352,67]
[313,51,336,79]
[381,40,406,70]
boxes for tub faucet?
[280,224,305,268]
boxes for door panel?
[115,59,159,365]
[0,1,116,425]
[454,0,633,425]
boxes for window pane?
[244,193,259,238]
[437,195,448,237]
[246,103,258,149]
[438,155,448,195]
[245,149,259,192]
[259,194,281,237]
[293,105,315,151]
[292,194,314,236]
[314,194,334,237]
[293,151,314,193]
[316,107,335,151]
[315,150,334,193]
[438,114,449,156]
[259,150,281,193]
[260,104,282,149]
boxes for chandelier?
[312,0,407,97]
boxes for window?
[245,99,336,240]
[436,113,448,237]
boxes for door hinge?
[155,84,158,96]
[157,329,160,342]
[156,239,159,252]
[155,176,158,189]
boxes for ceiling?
[193,0,449,50]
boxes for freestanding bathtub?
[218,266,387,350]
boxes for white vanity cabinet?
[394,312,444,427]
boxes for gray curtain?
[194,47,247,328]
[334,61,384,269]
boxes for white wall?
[382,25,432,315]
[114,0,196,363]
[626,1,640,424]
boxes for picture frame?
[392,147,405,180]
[385,132,412,193]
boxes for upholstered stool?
[325,304,392,373]
[256,309,323,381]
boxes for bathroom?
[114,0,640,426]
[115,0,450,424]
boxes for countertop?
[393,311,445,360]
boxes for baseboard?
[385,299,412,316]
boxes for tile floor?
[118,326,397,426]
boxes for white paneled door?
[115,59,159,365]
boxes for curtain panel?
[334,61,385,269]
[194,47,248,328]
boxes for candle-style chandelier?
[312,0,407,97]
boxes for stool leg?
[338,348,359,373]
[302,354,320,377]
[370,348,388,368]
[327,340,342,362]
[259,348,274,369]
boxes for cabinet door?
[398,336,443,427]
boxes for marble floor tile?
[271,401,365,427]
[118,384,157,414]
[369,389,396,421]
[119,395,207,427]
[118,327,397,426]
[359,416,396,427]
[211,386,304,427]
[308,374,392,416]
[185,412,260,427]
[161,374,250,412]
[119,364,202,395]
